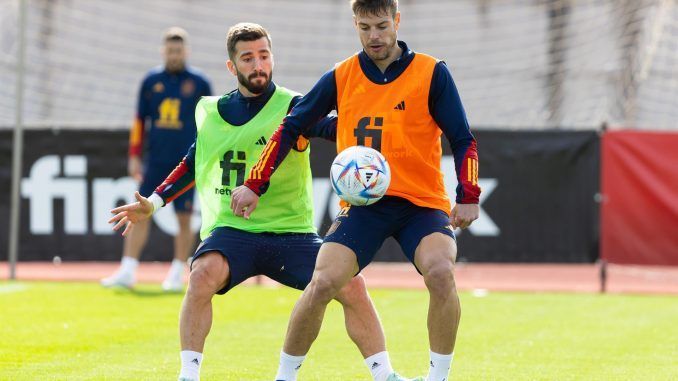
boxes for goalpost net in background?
[0,0,676,131]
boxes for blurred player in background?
[102,27,212,291]
[109,23,409,381]
[231,1,481,380]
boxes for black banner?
[311,130,600,263]
[0,129,599,263]
[0,130,173,262]
[456,130,600,263]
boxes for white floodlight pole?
[9,0,28,280]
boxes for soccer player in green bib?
[109,23,411,381]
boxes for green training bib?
[194,86,315,239]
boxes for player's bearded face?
[237,68,272,95]
[355,11,400,62]
[232,38,274,95]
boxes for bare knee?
[415,233,458,300]
[307,273,345,305]
[423,258,457,300]
[187,253,229,299]
[335,274,368,306]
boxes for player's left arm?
[288,95,337,146]
[430,61,481,229]
[304,115,337,142]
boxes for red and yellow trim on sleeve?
[128,115,145,157]
[154,158,195,204]
[458,140,481,204]
[245,125,286,195]
[467,157,478,186]
[250,140,278,181]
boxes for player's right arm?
[110,143,197,235]
[245,69,338,195]
[128,76,152,182]
[152,142,197,204]
[230,70,338,218]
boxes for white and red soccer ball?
[330,145,391,206]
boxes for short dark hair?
[164,26,188,43]
[351,0,398,18]
[226,23,272,60]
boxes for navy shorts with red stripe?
[323,196,455,272]
[192,227,321,295]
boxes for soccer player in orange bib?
[231,1,481,380]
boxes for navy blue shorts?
[192,227,321,294]
[324,196,455,272]
[140,162,194,212]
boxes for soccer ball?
[330,145,391,206]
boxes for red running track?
[1,262,677,294]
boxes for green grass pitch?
[1,281,676,380]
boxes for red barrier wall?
[601,131,678,265]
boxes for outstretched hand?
[450,203,479,229]
[109,191,154,236]
[230,185,259,219]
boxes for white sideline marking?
[0,284,28,294]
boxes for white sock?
[179,350,202,380]
[168,258,185,278]
[275,351,305,381]
[120,256,139,275]
[427,351,453,381]
[364,351,394,381]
